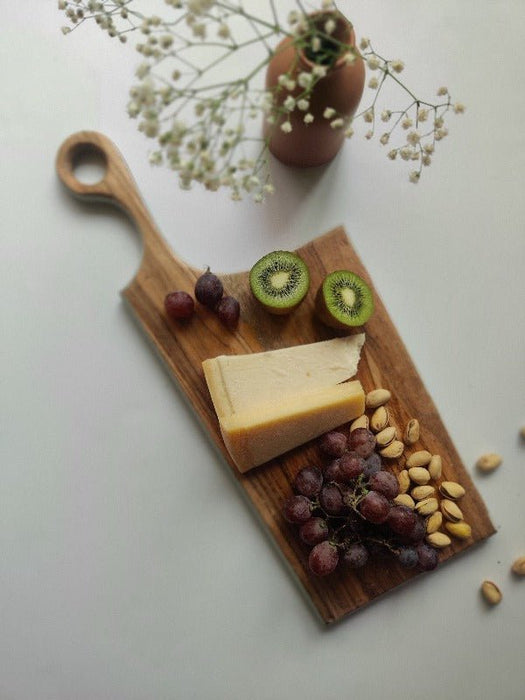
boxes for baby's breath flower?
[284,95,296,111]
[409,170,420,183]
[325,18,336,35]
[407,131,420,145]
[367,55,381,70]
[342,51,356,66]
[312,64,328,78]
[344,126,354,138]
[437,86,448,96]
[218,23,230,39]
[304,113,314,124]
[417,108,429,122]
[330,118,344,129]
[379,133,389,145]
[390,60,404,73]
[363,109,374,123]
[422,154,431,166]
[297,99,309,111]
[401,117,413,130]
[280,120,292,133]
[388,149,397,160]
[365,130,373,140]
[323,107,336,119]
[359,37,370,50]
[400,147,411,161]
[368,77,379,89]
[297,72,313,89]
[311,36,321,53]
[453,102,465,114]
[381,110,392,122]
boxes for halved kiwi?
[249,251,310,315]
[316,270,374,329]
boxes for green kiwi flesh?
[249,251,310,314]
[316,270,374,329]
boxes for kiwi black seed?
[249,251,310,315]
[315,270,374,329]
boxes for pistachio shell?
[365,388,391,409]
[439,481,466,500]
[376,426,397,447]
[404,418,420,445]
[350,414,369,432]
[441,499,464,522]
[411,485,435,501]
[426,532,451,549]
[370,406,389,433]
[445,520,472,540]
[511,556,525,576]
[379,440,404,459]
[426,511,443,534]
[406,450,432,468]
[415,497,439,516]
[481,580,502,605]
[397,469,410,494]
[428,455,442,481]
[408,467,431,485]
[476,453,502,473]
[393,493,415,509]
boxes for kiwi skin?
[315,270,374,330]
[249,250,310,315]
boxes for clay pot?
[264,12,365,168]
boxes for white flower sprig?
[59,1,464,200]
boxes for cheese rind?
[217,381,365,472]
[202,334,365,415]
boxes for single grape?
[359,491,391,524]
[363,452,382,477]
[164,291,195,320]
[349,427,376,459]
[417,543,439,571]
[216,295,240,329]
[195,268,224,308]
[294,465,323,498]
[407,515,427,543]
[397,546,419,569]
[324,458,342,483]
[342,542,369,568]
[319,483,344,515]
[319,430,348,457]
[308,541,339,576]
[387,505,417,537]
[283,495,312,524]
[299,517,330,546]
[368,470,399,500]
[338,451,365,482]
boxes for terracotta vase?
[264,12,365,168]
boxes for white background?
[2,2,525,699]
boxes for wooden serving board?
[57,131,495,624]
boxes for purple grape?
[342,542,369,568]
[299,517,330,546]
[387,505,417,537]
[324,458,342,483]
[363,452,382,477]
[293,466,323,498]
[215,295,240,329]
[417,543,439,571]
[349,428,376,459]
[397,546,419,568]
[308,541,339,576]
[407,515,427,543]
[368,471,399,500]
[319,483,344,515]
[359,491,391,524]
[195,268,223,308]
[319,430,347,457]
[164,291,195,320]
[283,495,312,524]
[338,451,365,482]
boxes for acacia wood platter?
[56,131,496,624]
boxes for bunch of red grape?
[164,268,240,329]
[283,427,439,576]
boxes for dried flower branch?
[59,0,464,200]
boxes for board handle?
[56,130,166,254]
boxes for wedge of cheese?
[202,336,365,472]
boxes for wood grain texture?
[57,131,496,624]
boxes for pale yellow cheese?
[202,336,366,473]
[219,381,365,472]
[202,334,364,415]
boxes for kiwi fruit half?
[249,251,310,314]
[316,270,374,329]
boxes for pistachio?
[481,580,502,606]
[445,520,472,540]
[426,532,451,549]
[441,499,464,522]
[370,405,389,433]
[511,556,525,576]
[426,511,443,534]
[415,497,439,516]
[397,469,410,494]
[394,493,415,509]
[439,481,466,500]
[476,453,502,473]
[350,414,369,432]
[411,484,435,501]
[379,440,404,459]
[365,388,391,409]
[406,450,432,468]
[376,426,397,447]
[404,418,420,445]
[408,467,431,485]
[428,455,442,481]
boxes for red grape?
[342,542,369,568]
[283,495,312,524]
[216,295,240,329]
[363,452,382,477]
[195,269,223,308]
[164,291,195,320]
[349,427,376,458]
[387,505,417,536]
[319,483,344,515]
[319,430,347,457]
[368,470,399,500]
[299,517,330,546]
[397,546,419,568]
[324,458,343,483]
[417,543,439,570]
[359,491,391,524]
[338,451,365,482]
[294,465,323,498]
[407,515,427,542]
[309,541,339,576]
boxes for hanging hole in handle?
[71,143,108,185]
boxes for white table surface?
[2,2,525,699]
